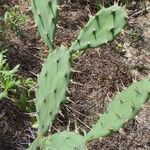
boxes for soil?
[0,99,33,150]
[0,0,150,150]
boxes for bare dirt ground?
[0,0,150,150]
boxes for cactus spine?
[29,1,150,149]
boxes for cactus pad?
[36,48,71,135]
[31,0,59,50]
[85,78,150,141]
[69,5,127,53]
[29,131,86,150]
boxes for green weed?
[4,5,28,34]
[0,49,20,99]
[0,49,36,112]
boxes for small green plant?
[0,49,35,113]
[28,0,150,149]
[12,76,36,113]
[4,5,28,33]
[0,49,20,99]
[127,28,141,41]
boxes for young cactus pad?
[36,48,71,135]
[29,131,86,150]
[31,0,60,50]
[85,78,150,141]
[69,5,127,53]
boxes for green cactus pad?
[29,131,86,150]
[31,0,59,50]
[36,48,71,135]
[69,5,127,53]
[85,78,150,141]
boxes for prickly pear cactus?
[30,1,150,149]
[29,131,86,150]
[85,78,150,141]
[31,0,59,50]
[69,5,127,53]
[36,47,71,135]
